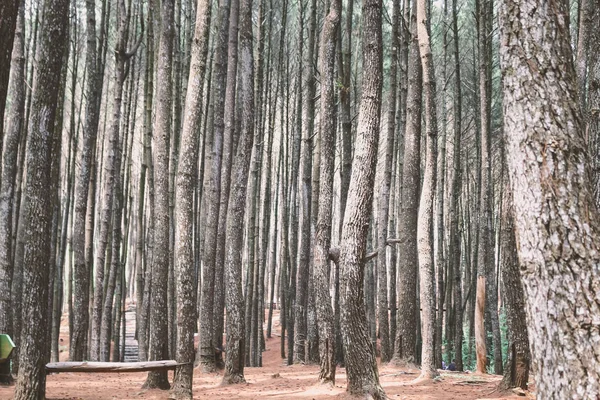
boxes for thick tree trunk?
[415,0,439,381]
[143,0,174,389]
[170,0,211,397]
[392,2,421,365]
[338,0,385,395]
[12,0,70,396]
[500,0,600,397]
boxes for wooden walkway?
[123,305,138,362]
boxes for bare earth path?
[0,310,529,399]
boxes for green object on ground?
[0,334,15,363]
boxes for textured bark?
[392,2,421,364]
[0,0,19,143]
[13,0,70,396]
[376,0,399,364]
[338,0,384,394]
[170,0,211,397]
[313,0,341,383]
[500,0,600,397]
[0,2,24,350]
[294,0,316,358]
[450,0,463,372]
[498,178,530,391]
[197,0,231,372]
[143,0,174,389]
[576,0,593,114]
[222,0,254,379]
[474,0,492,375]
[70,0,105,362]
[415,0,439,380]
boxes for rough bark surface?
[500,0,600,398]
[170,0,212,396]
[392,2,421,364]
[338,0,385,396]
[222,0,254,380]
[144,0,174,389]
[0,0,19,141]
[13,0,70,396]
[498,178,530,391]
[70,0,104,361]
[0,2,24,349]
[415,0,439,381]
[313,0,341,383]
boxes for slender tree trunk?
[313,0,341,383]
[0,3,24,361]
[392,1,421,365]
[415,0,439,381]
[197,0,231,372]
[144,0,174,388]
[498,175,530,391]
[221,0,254,380]
[0,0,20,143]
[500,0,600,397]
[170,0,211,397]
[450,0,463,372]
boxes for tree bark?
[221,0,254,379]
[0,0,20,143]
[170,0,212,397]
[313,0,341,383]
[499,0,600,397]
[392,1,421,365]
[415,0,439,381]
[144,0,174,389]
[338,0,385,394]
[0,2,24,356]
[13,0,70,396]
[498,176,530,391]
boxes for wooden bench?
[46,360,184,374]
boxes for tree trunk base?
[142,370,171,390]
[412,370,440,384]
[221,373,246,385]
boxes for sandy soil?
[0,312,531,399]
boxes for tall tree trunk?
[295,0,318,365]
[500,0,600,397]
[376,0,399,364]
[338,0,385,394]
[144,0,174,388]
[222,0,254,380]
[170,0,211,396]
[450,0,463,372]
[392,1,421,365]
[0,2,24,359]
[12,0,70,396]
[415,0,439,381]
[197,0,231,372]
[313,0,341,383]
[70,0,105,362]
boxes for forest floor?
[0,310,532,399]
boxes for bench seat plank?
[46,360,181,373]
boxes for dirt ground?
[0,312,531,399]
